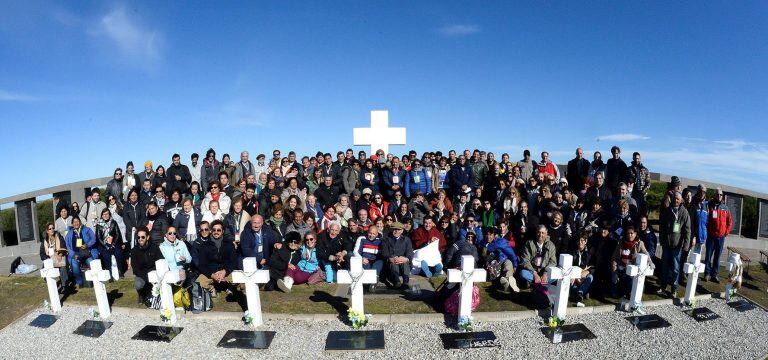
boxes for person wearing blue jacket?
[405,160,431,198]
[638,216,659,267]
[689,185,709,254]
[486,229,520,292]
[359,159,380,194]
[448,156,473,200]
[239,215,277,270]
[158,226,192,272]
[64,216,99,287]
[459,215,485,249]
[381,159,407,201]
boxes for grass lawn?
[2,263,766,330]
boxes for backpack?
[187,281,213,312]
[9,256,23,275]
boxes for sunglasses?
[210,186,219,189]
[156,190,164,193]
[167,232,176,235]
[212,229,223,233]
[138,235,147,239]
[200,228,210,232]
[47,227,54,230]
[306,237,315,241]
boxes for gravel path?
[1,299,767,360]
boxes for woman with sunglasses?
[39,221,69,292]
[270,231,303,292]
[130,227,162,305]
[292,232,321,286]
[158,226,192,284]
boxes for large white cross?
[353,110,406,155]
[84,259,112,319]
[626,253,654,310]
[232,257,270,327]
[547,254,583,320]
[725,253,743,302]
[337,256,378,314]
[148,259,185,324]
[683,252,705,305]
[40,259,62,312]
[447,255,487,320]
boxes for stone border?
[95,292,724,324]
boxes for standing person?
[201,148,220,194]
[705,188,733,283]
[122,189,145,249]
[167,153,192,195]
[448,156,473,200]
[190,153,202,186]
[342,159,361,195]
[233,151,256,185]
[689,185,709,256]
[138,160,155,186]
[606,146,628,194]
[55,207,73,239]
[627,152,651,215]
[588,151,606,185]
[656,191,691,297]
[82,188,107,229]
[123,162,139,200]
[129,227,162,304]
[638,215,658,266]
[516,150,536,183]
[106,168,124,205]
[567,148,590,196]
[173,198,203,241]
[143,201,169,246]
[536,151,560,180]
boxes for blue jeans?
[69,249,100,286]
[362,259,384,276]
[420,261,443,277]
[572,274,593,296]
[661,246,682,289]
[705,236,726,278]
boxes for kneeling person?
[196,220,236,297]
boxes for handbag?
[307,269,326,285]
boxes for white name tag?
[712,211,718,219]
[392,176,400,183]
[413,175,420,183]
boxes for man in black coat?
[381,222,414,287]
[167,154,192,195]
[129,227,162,304]
[314,176,340,208]
[195,220,237,297]
[567,148,590,194]
[605,146,628,194]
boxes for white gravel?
[1,299,767,359]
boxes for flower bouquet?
[348,308,371,329]
[160,308,173,323]
[87,307,100,320]
[458,315,473,332]
[243,310,254,327]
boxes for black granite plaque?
[728,299,757,312]
[325,330,385,351]
[440,331,500,349]
[541,323,597,344]
[73,320,112,338]
[626,314,671,331]
[29,314,58,329]
[684,307,720,322]
[725,193,742,236]
[368,284,422,297]
[758,200,768,239]
[15,200,35,242]
[217,330,276,349]
[131,325,183,342]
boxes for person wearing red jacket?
[411,217,446,277]
[704,188,733,282]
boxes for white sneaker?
[499,277,509,291]
[278,276,294,292]
[509,277,520,293]
[576,302,585,307]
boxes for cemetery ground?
[1,262,767,331]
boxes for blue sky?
[1,1,767,200]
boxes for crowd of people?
[40,146,733,308]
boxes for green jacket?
[658,205,691,250]
[521,239,558,274]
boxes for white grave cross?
[84,259,112,318]
[725,253,743,302]
[353,110,406,155]
[626,253,654,310]
[547,254,583,320]
[337,256,378,314]
[232,257,270,326]
[683,252,705,305]
[148,259,185,324]
[447,255,487,320]
[40,259,62,312]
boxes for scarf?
[270,216,284,228]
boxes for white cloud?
[596,133,650,142]
[437,24,480,36]
[93,7,163,65]
[0,89,37,101]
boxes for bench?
[727,247,751,276]
[760,250,768,265]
